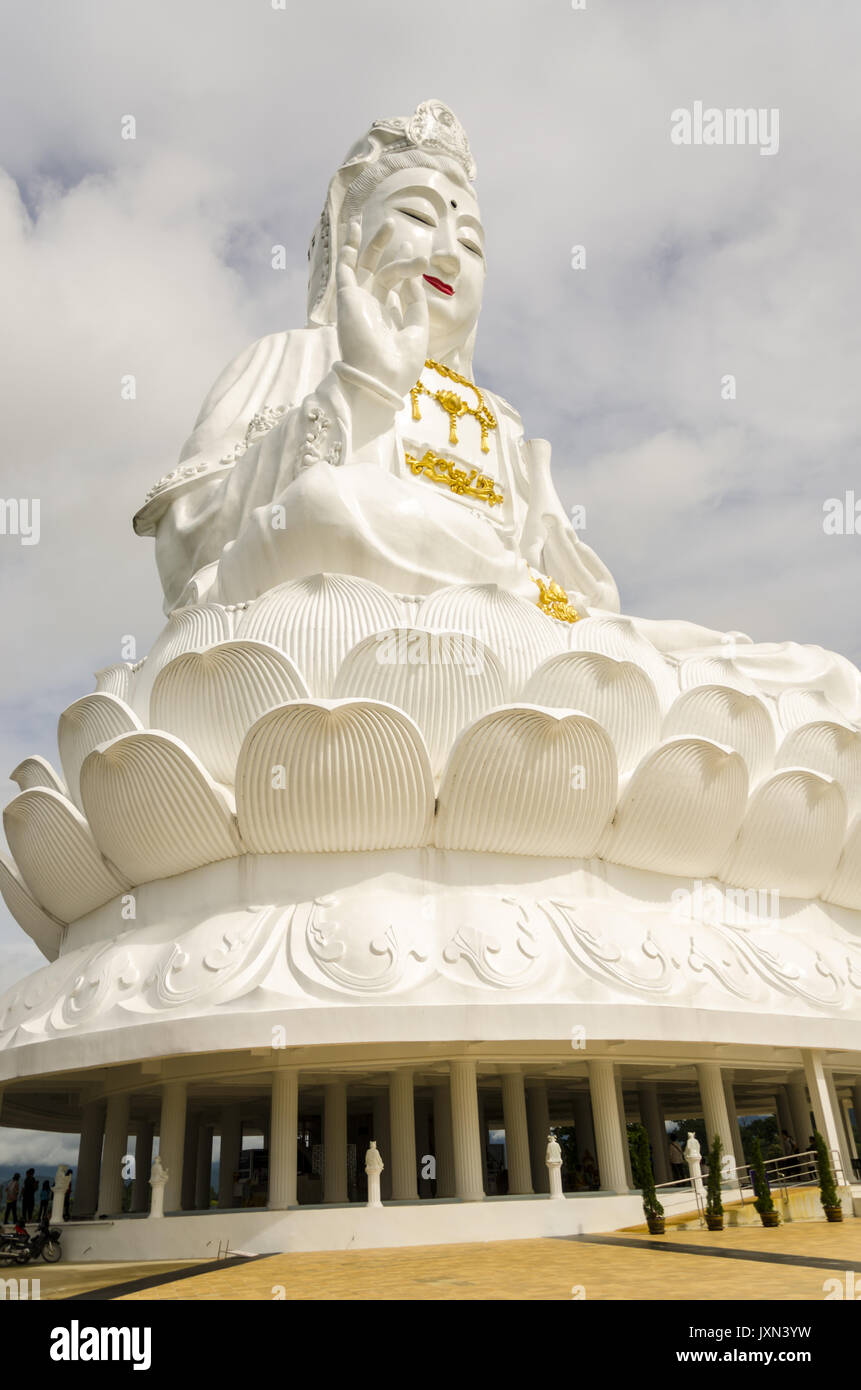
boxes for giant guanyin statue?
[132,99,861,723]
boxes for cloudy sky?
[1,0,859,1158]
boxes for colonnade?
[59,1050,860,1218]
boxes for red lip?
[423,274,454,296]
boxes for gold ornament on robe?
[410,359,498,453]
[405,450,504,506]
[530,572,582,623]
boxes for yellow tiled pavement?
[111,1221,861,1301]
[12,1259,200,1301]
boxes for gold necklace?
[410,359,498,454]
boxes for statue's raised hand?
[336,217,430,402]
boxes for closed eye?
[459,238,484,258]
[397,207,437,228]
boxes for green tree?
[751,1137,775,1215]
[813,1130,840,1211]
[705,1134,723,1218]
[630,1123,663,1221]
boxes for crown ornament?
[352,99,477,182]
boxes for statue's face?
[357,166,485,357]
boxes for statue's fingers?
[399,274,429,330]
[374,253,429,295]
[357,218,395,276]
[336,235,360,292]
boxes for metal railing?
[653,1146,849,1224]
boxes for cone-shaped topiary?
[630,1122,664,1221]
[814,1130,840,1211]
[751,1136,775,1214]
[706,1134,723,1219]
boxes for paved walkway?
[18,1220,858,1301]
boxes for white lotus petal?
[131,603,234,721]
[150,640,310,785]
[435,705,617,857]
[678,655,761,698]
[0,852,64,960]
[236,573,404,697]
[719,769,847,899]
[777,689,853,734]
[58,693,142,807]
[417,583,566,689]
[601,737,749,877]
[567,614,678,710]
[80,732,242,884]
[236,699,434,852]
[333,627,507,783]
[824,816,861,911]
[521,652,660,773]
[662,685,775,783]
[3,788,129,922]
[9,755,67,796]
[94,663,137,702]
[775,721,861,816]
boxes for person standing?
[21,1169,37,1223]
[668,1137,685,1181]
[38,1179,51,1221]
[3,1174,20,1224]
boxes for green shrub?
[814,1130,840,1211]
[751,1137,774,1214]
[706,1134,723,1218]
[630,1123,664,1220]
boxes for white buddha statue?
[134,98,861,723]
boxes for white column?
[194,1125,213,1209]
[323,1080,348,1203]
[97,1093,130,1215]
[449,1060,484,1200]
[478,1092,489,1189]
[218,1104,241,1207]
[389,1070,417,1200]
[615,1073,633,1187]
[573,1090,596,1160]
[132,1121,154,1212]
[637,1082,669,1184]
[853,1082,861,1160]
[788,1077,811,1150]
[840,1098,858,1162]
[181,1113,198,1211]
[432,1081,456,1198]
[76,1100,105,1217]
[372,1090,392,1200]
[723,1073,741,1160]
[527,1082,551,1193]
[802,1049,848,1183]
[825,1071,854,1182]
[269,1070,299,1210]
[696,1062,737,1174]
[588,1060,628,1192]
[501,1072,533,1195]
[158,1081,187,1213]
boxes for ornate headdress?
[306,99,477,326]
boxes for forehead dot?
[451,199,458,208]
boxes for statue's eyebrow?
[390,183,448,212]
[457,212,485,244]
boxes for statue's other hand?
[336,217,429,401]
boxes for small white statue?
[149,1154,169,1219]
[684,1131,705,1198]
[545,1131,564,1200]
[365,1140,384,1208]
[50,1164,71,1224]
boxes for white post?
[158,1081,187,1213]
[449,1060,485,1201]
[637,1082,669,1184]
[269,1070,299,1210]
[787,1077,811,1151]
[323,1080,348,1203]
[545,1132,564,1199]
[501,1072,533,1195]
[76,1100,105,1217]
[696,1062,737,1177]
[218,1104,242,1207]
[684,1132,705,1197]
[389,1070,418,1200]
[801,1050,847,1183]
[527,1082,551,1193]
[588,1060,629,1192]
[132,1122,154,1212]
[431,1081,456,1198]
[723,1073,741,1162]
[825,1071,854,1182]
[97,1093,130,1216]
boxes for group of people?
[3,1168,70,1225]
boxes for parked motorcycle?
[0,1215,62,1264]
